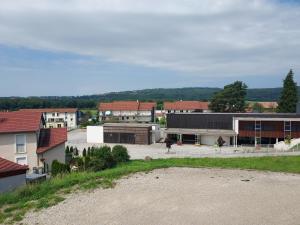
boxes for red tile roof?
[0,111,43,134]
[20,108,78,113]
[164,101,209,110]
[99,101,156,111]
[0,157,28,178]
[37,128,67,154]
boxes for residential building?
[0,157,28,193]
[99,101,156,123]
[166,113,300,147]
[20,108,79,130]
[0,111,67,172]
[246,102,278,113]
[164,101,210,113]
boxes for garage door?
[104,132,135,144]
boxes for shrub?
[87,158,106,172]
[82,148,87,157]
[51,160,70,176]
[112,145,130,162]
[93,146,116,169]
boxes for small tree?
[82,148,87,157]
[70,146,74,153]
[65,146,70,154]
[217,136,225,148]
[112,145,130,162]
[74,147,79,156]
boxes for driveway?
[67,129,300,159]
[22,168,300,225]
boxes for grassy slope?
[1,156,300,224]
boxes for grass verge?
[1,156,300,224]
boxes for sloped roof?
[164,101,209,110]
[0,157,28,178]
[37,128,67,154]
[99,101,156,111]
[20,108,77,113]
[0,111,43,134]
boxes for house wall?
[0,174,26,193]
[0,132,38,170]
[38,143,65,172]
[44,112,77,130]
[100,110,154,123]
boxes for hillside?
[0,86,297,110]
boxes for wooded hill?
[0,86,298,110]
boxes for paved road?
[67,129,300,159]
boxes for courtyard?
[68,129,300,159]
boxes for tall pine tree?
[209,81,248,112]
[277,69,298,113]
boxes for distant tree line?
[0,70,298,111]
[0,97,96,111]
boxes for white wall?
[38,143,66,171]
[201,135,230,146]
[0,174,26,193]
[87,126,104,144]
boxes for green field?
[1,156,300,224]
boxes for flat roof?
[165,128,236,136]
[103,123,156,128]
[170,112,300,118]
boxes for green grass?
[1,156,300,224]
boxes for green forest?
[0,86,297,110]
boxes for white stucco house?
[20,108,79,130]
[99,101,156,123]
[0,111,67,173]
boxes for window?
[168,110,171,113]
[122,116,124,120]
[284,121,291,132]
[58,124,61,128]
[57,113,59,116]
[180,110,183,113]
[50,118,54,122]
[16,156,27,165]
[255,122,261,131]
[71,118,73,121]
[16,135,26,153]
[126,117,129,120]
[52,113,55,117]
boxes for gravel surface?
[21,168,300,225]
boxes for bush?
[112,145,130,163]
[87,158,106,172]
[51,160,70,176]
[82,148,87,157]
[93,146,116,169]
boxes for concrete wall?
[87,126,104,143]
[201,135,230,146]
[0,132,38,170]
[0,174,26,193]
[38,143,65,171]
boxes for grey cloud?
[0,0,299,78]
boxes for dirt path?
[21,168,300,225]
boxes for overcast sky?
[0,0,299,96]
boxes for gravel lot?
[22,168,300,225]
[67,129,300,159]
